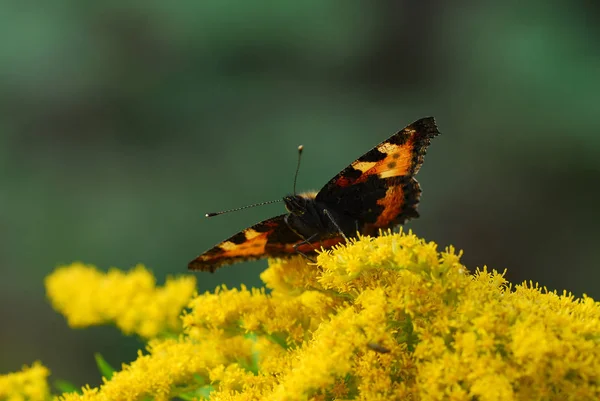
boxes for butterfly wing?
[188,214,345,272]
[315,117,440,234]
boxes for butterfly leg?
[293,233,318,262]
[322,209,349,242]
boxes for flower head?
[0,362,50,401]
[45,262,196,338]
[22,231,600,400]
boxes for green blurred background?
[1,0,599,389]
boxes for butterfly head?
[283,195,309,216]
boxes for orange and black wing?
[188,214,345,272]
[315,117,440,234]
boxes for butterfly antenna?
[293,145,303,195]
[205,199,282,217]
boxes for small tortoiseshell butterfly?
[189,117,440,272]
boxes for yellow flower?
[0,362,50,401]
[58,336,254,401]
[45,262,196,338]
[36,231,600,400]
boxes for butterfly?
[189,117,440,272]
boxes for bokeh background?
[1,0,599,389]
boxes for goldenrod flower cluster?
[0,362,50,401]
[45,262,196,338]
[2,231,599,400]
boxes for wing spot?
[378,142,399,155]
[219,241,237,251]
[353,161,377,173]
[387,161,397,169]
[244,229,261,240]
[392,153,400,159]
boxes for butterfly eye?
[283,196,307,216]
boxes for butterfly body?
[283,193,352,241]
[189,117,440,272]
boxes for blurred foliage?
[0,0,599,389]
